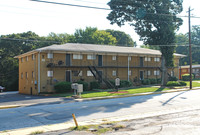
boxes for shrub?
[168,76,178,81]
[77,81,89,91]
[54,82,72,93]
[109,80,115,86]
[149,78,157,84]
[182,74,194,81]
[142,79,151,85]
[179,81,187,86]
[90,81,100,90]
[120,80,132,88]
[156,78,161,84]
[166,81,187,86]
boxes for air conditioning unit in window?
[58,60,64,65]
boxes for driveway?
[0,91,74,107]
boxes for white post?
[128,55,130,81]
[38,52,41,94]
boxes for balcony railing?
[46,60,164,68]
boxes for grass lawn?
[53,87,170,98]
[185,81,200,87]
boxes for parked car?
[0,86,5,92]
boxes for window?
[73,71,82,76]
[32,71,34,78]
[26,56,28,61]
[47,53,53,59]
[47,71,53,77]
[193,69,195,72]
[87,71,94,76]
[32,54,35,60]
[154,57,160,62]
[112,56,117,61]
[21,58,23,63]
[21,73,23,79]
[128,56,131,61]
[146,71,151,76]
[154,70,160,76]
[73,54,83,59]
[145,57,151,61]
[112,70,116,76]
[87,54,96,60]
[26,72,28,79]
[128,70,132,76]
[171,71,174,76]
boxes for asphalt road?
[0,91,73,107]
[1,89,200,134]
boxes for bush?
[54,82,72,93]
[182,74,194,81]
[90,81,100,90]
[120,80,132,88]
[156,78,161,84]
[166,81,187,86]
[77,81,89,91]
[142,79,151,85]
[149,78,157,84]
[168,76,178,81]
[179,81,187,86]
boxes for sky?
[0,0,200,45]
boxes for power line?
[30,0,200,19]
[0,37,61,43]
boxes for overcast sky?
[0,0,200,45]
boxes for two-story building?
[15,43,185,95]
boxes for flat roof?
[15,43,186,58]
[180,65,200,69]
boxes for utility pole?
[188,7,192,89]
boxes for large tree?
[107,0,183,85]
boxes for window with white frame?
[32,54,35,60]
[87,54,96,60]
[21,58,23,63]
[154,57,160,62]
[73,54,83,60]
[26,56,28,61]
[128,56,131,61]
[21,73,23,79]
[145,57,151,61]
[171,71,174,76]
[112,56,117,60]
[78,71,83,76]
[47,53,53,59]
[73,70,83,76]
[87,71,94,76]
[154,70,160,76]
[112,70,116,76]
[128,70,132,76]
[146,71,151,76]
[47,71,53,77]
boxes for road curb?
[0,105,21,109]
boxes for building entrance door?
[140,71,144,80]
[66,71,71,82]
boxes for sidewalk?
[1,87,200,135]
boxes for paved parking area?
[0,91,74,107]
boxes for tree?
[106,29,135,47]
[73,27,117,45]
[107,0,183,85]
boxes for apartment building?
[15,43,185,95]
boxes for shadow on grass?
[154,87,166,92]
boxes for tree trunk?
[161,55,168,86]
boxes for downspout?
[38,51,41,94]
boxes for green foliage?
[142,79,151,85]
[182,74,194,81]
[106,29,135,47]
[149,78,157,84]
[120,80,132,88]
[166,81,187,86]
[107,0,183,84]
[90,81,100,90]
[54,82,72,93]
[77,81,89,91]
[168,76,178,81]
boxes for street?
[1,89,200,134]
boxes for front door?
[140,71,144,80]
[98,55,103,67]
[66,54,71,66]
[66,71,71,82]
[140,57,143,67]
